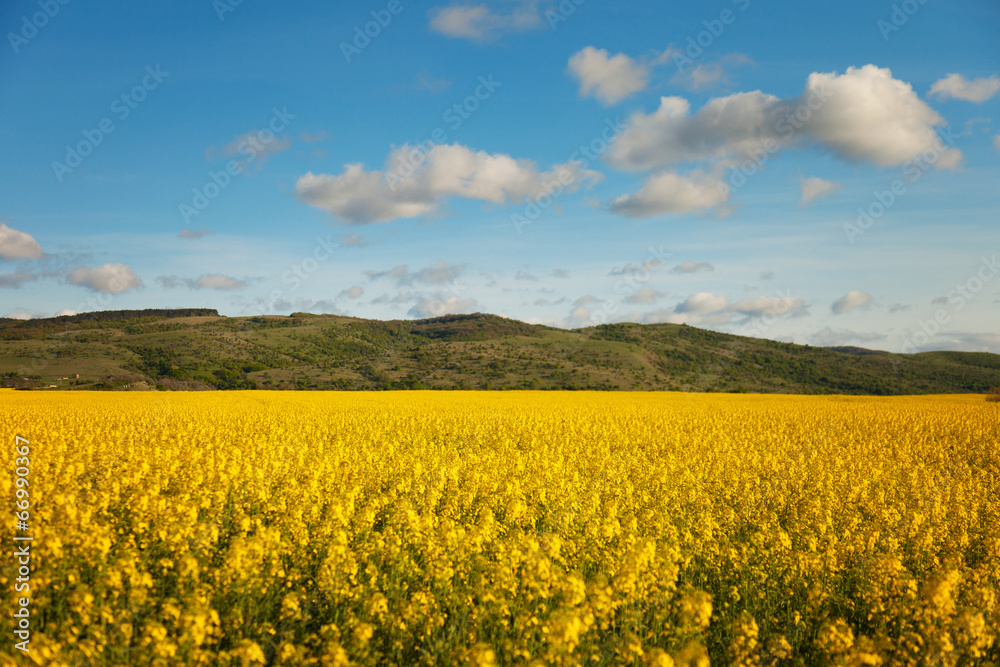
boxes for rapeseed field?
[2,392,997,665]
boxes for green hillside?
[1,309,998,394]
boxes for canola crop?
[1,391,998,666]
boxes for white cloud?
[414,261,466,285]
[156,274,247,290]
[196,275,246,290]
[641,289,805,326]
[671,260,714,274]
[799,176,843,206]
[729,295,805,318]
[408,295,478,318]
[929,73,1000,103]
[371,291,419,306]
[296,143,601,224]
[626,287,664,304]
[55,309,79,317]
[831,290,873,315]
[609,169,729,217]
[0,223,43,260]
[366,261,466,286]
[608,258,665,276]
[208,130,292,169]
[607,65,961,171]
[428,1,543,41]
[669,54,752,92]
[341,233,370,248]
[567,47,650,105]
[340,285,364,300]
[676,292,729,315]
[0,272,38,288]
[68,263,141,294]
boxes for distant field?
[3,392,998,665]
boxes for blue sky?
[1,0,998,353]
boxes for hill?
[1,309,998,394]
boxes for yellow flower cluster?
[1,392,997,665]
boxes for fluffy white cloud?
[929,74,1000,103]
[675,292,729,315]
[296,143,601,224]
[428,2,542,41]
[831,290,873,315]
[68,263,141,294]
[609,170,729,217]
[799,176,843,206]
[567,47,650,105]
[408,295,478,318]
[671,260,714,274]
[607,65,961,171]
[0,223,43,260]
